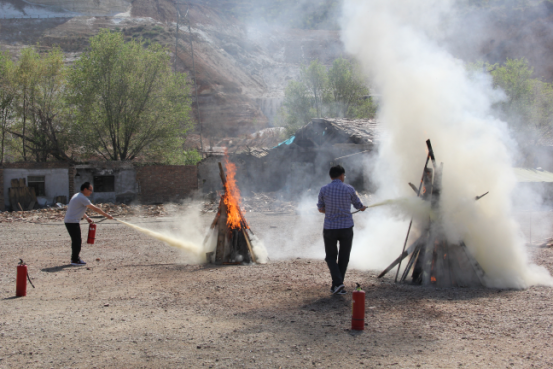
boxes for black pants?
[65,223,82,262]
[323,227,354,288]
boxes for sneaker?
[71,259,86,266]
[336,289,347,295]
[331,284,345,295]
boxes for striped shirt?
[317,179,364,229]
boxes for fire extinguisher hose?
[18,259,35,288]
[27,272,35,288]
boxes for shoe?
[336,289,347,295]
[71,259,86,266]
[331,284,345,295]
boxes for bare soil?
[1,209,553,368]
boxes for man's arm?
[86,204,114,220]
[351,189,367,211]
[317,188,325,214]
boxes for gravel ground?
[1,209,553,368]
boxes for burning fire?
[223,154,244,229]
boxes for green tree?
[13,47,40,161]
[326,58,370,117]
[10,47,71,162]
[0,51,16,164]
[279,58,376,135]
[182,149,202,165]
[491,58,534,119]
[279,80,314,135]
[68,29,193,161]
[470,58,553,143]
[300,60,327,118]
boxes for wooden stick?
[379,236,422,278]
[394,155,430,282]
[218,162,227,185]
[210,197,224,229]
[394,139,436,282]
[242,228,257,264]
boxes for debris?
[202,191,296,213]
[0,204,168,223]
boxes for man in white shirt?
[64,182,113,265]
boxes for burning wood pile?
[378,140,486,287]
[205,157,258,265]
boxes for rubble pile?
[533,237,553,248]
[202,192,296,213]
[202,191,372,214]
[242,192,296,213]
[0,204,167,223]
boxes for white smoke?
[249,233,269,264]
[341,0,553,288]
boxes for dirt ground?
[1,207,553,369]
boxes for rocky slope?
[0,0,343,138]
[2,0,553,138]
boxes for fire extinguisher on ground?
[87,223,97,244]
[16,259,35,297]
[352,283,365,331]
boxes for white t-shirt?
[64,192,92,223]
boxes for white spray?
[341,0,553,288]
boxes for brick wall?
[135,165,198,204]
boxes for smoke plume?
[340,0,553,288]
[116,203,212,264]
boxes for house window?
[28,176,46,196]
[93,176,115,192]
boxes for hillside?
[2,0,553,139]
[0,0,343,139]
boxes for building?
[0,162,198,211]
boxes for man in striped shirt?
[317,165,366,295]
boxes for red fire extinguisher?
[87,223,97,244]
[16,259,35,297]
[352,283,365,331]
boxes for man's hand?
[360,206,368,212]
[87,204,114,220]
[86,216,94,224]
[318,208,325,214]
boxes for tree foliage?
[471,58,553,143]
[8,47,72,162]
[68,29,193,161]
[0,30,194,164]
[278,58,376,134]
[0,51,16,164]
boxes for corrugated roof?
[513,168,553,182]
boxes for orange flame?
[431,276,437,283]
[223,154,243,229]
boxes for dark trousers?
[65,223,82,262]
[323,227,354,288]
